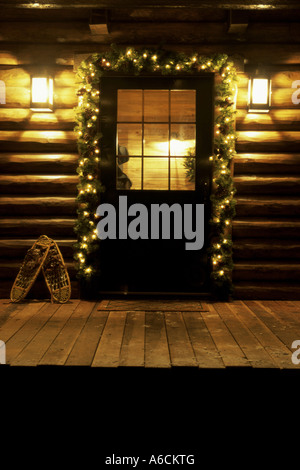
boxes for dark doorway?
[98,75,214,294]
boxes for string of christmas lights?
[74,46,237,298]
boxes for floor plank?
[286,301,300,312]
[230,301,297,369]
[182,311,225,368]
[5,302,60,364]
[65,307,108,366]
[119,311,145,367]
[92,311,127,367]
[10,301,80,366]
[203,304,250,367]
[144,312,171,368]
[271,301,300,328]
[38,300,97,366]
[1,300,299,369]
[0,301,46,344]
[245,301,300,351]
[165,312,197,367]
[0,300,39,328]
[218,302,278,368]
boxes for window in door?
[116,89,196,191]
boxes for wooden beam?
[233,220,300,238]
[2,43,300,66]
[2,1,300,10]
[0,218,76,237]
[234,175,300,195]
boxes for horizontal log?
[236,88,300,109]
[234,176,300,195]
[233,219,300,238]
[237,70,300,89]
[0,44,108,65]
[0,131,77,152]
[0,239,76,258]
[0,65,77,107]
[0,85,77,108]
[0,260,76,279]
[0,6,93,21]
[0,175,78,195]
[236,131,300,152]
[0,109,75,130]
[234,153,300,174]
[0,218,76,237]
[236,110,300,131]
[233,261,300,281]
[233,240,300,259]
[2,21,300,45]
[235,197,300,217]
[0,66,77,88]
[0,153,78,174]
[0,197,77,215]
[0,22,97,45]
[2,0,300,10]
[233,282,300,300]
[1,19,300,44]
[236,197,300,217]
[4,7,300,22]
[2,43,300,66]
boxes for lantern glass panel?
[252,78,269,104]
[32,77,48,103]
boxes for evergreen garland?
[74,46,237,299]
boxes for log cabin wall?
[0,5,299,299]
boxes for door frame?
[74,49,237,299]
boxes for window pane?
[143,158,169,190]
[170,158,195,191]
[117,124,142,156]
[144,124,169,156]
[117,90,142,122]
[144,90,169,122]
[170,124,196,156]
[170,90,196,122]
[117,157,141,190]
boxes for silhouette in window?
[117,144,132,189]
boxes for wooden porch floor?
[0,299,300,369]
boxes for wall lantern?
[30,75,54,111]
[248,74,271,113]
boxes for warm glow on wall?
[248,76,271,113]
[31,75,54,111]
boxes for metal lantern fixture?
[248,74,271,113]
[30,75,54,111]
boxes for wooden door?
[98,75,214,294]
